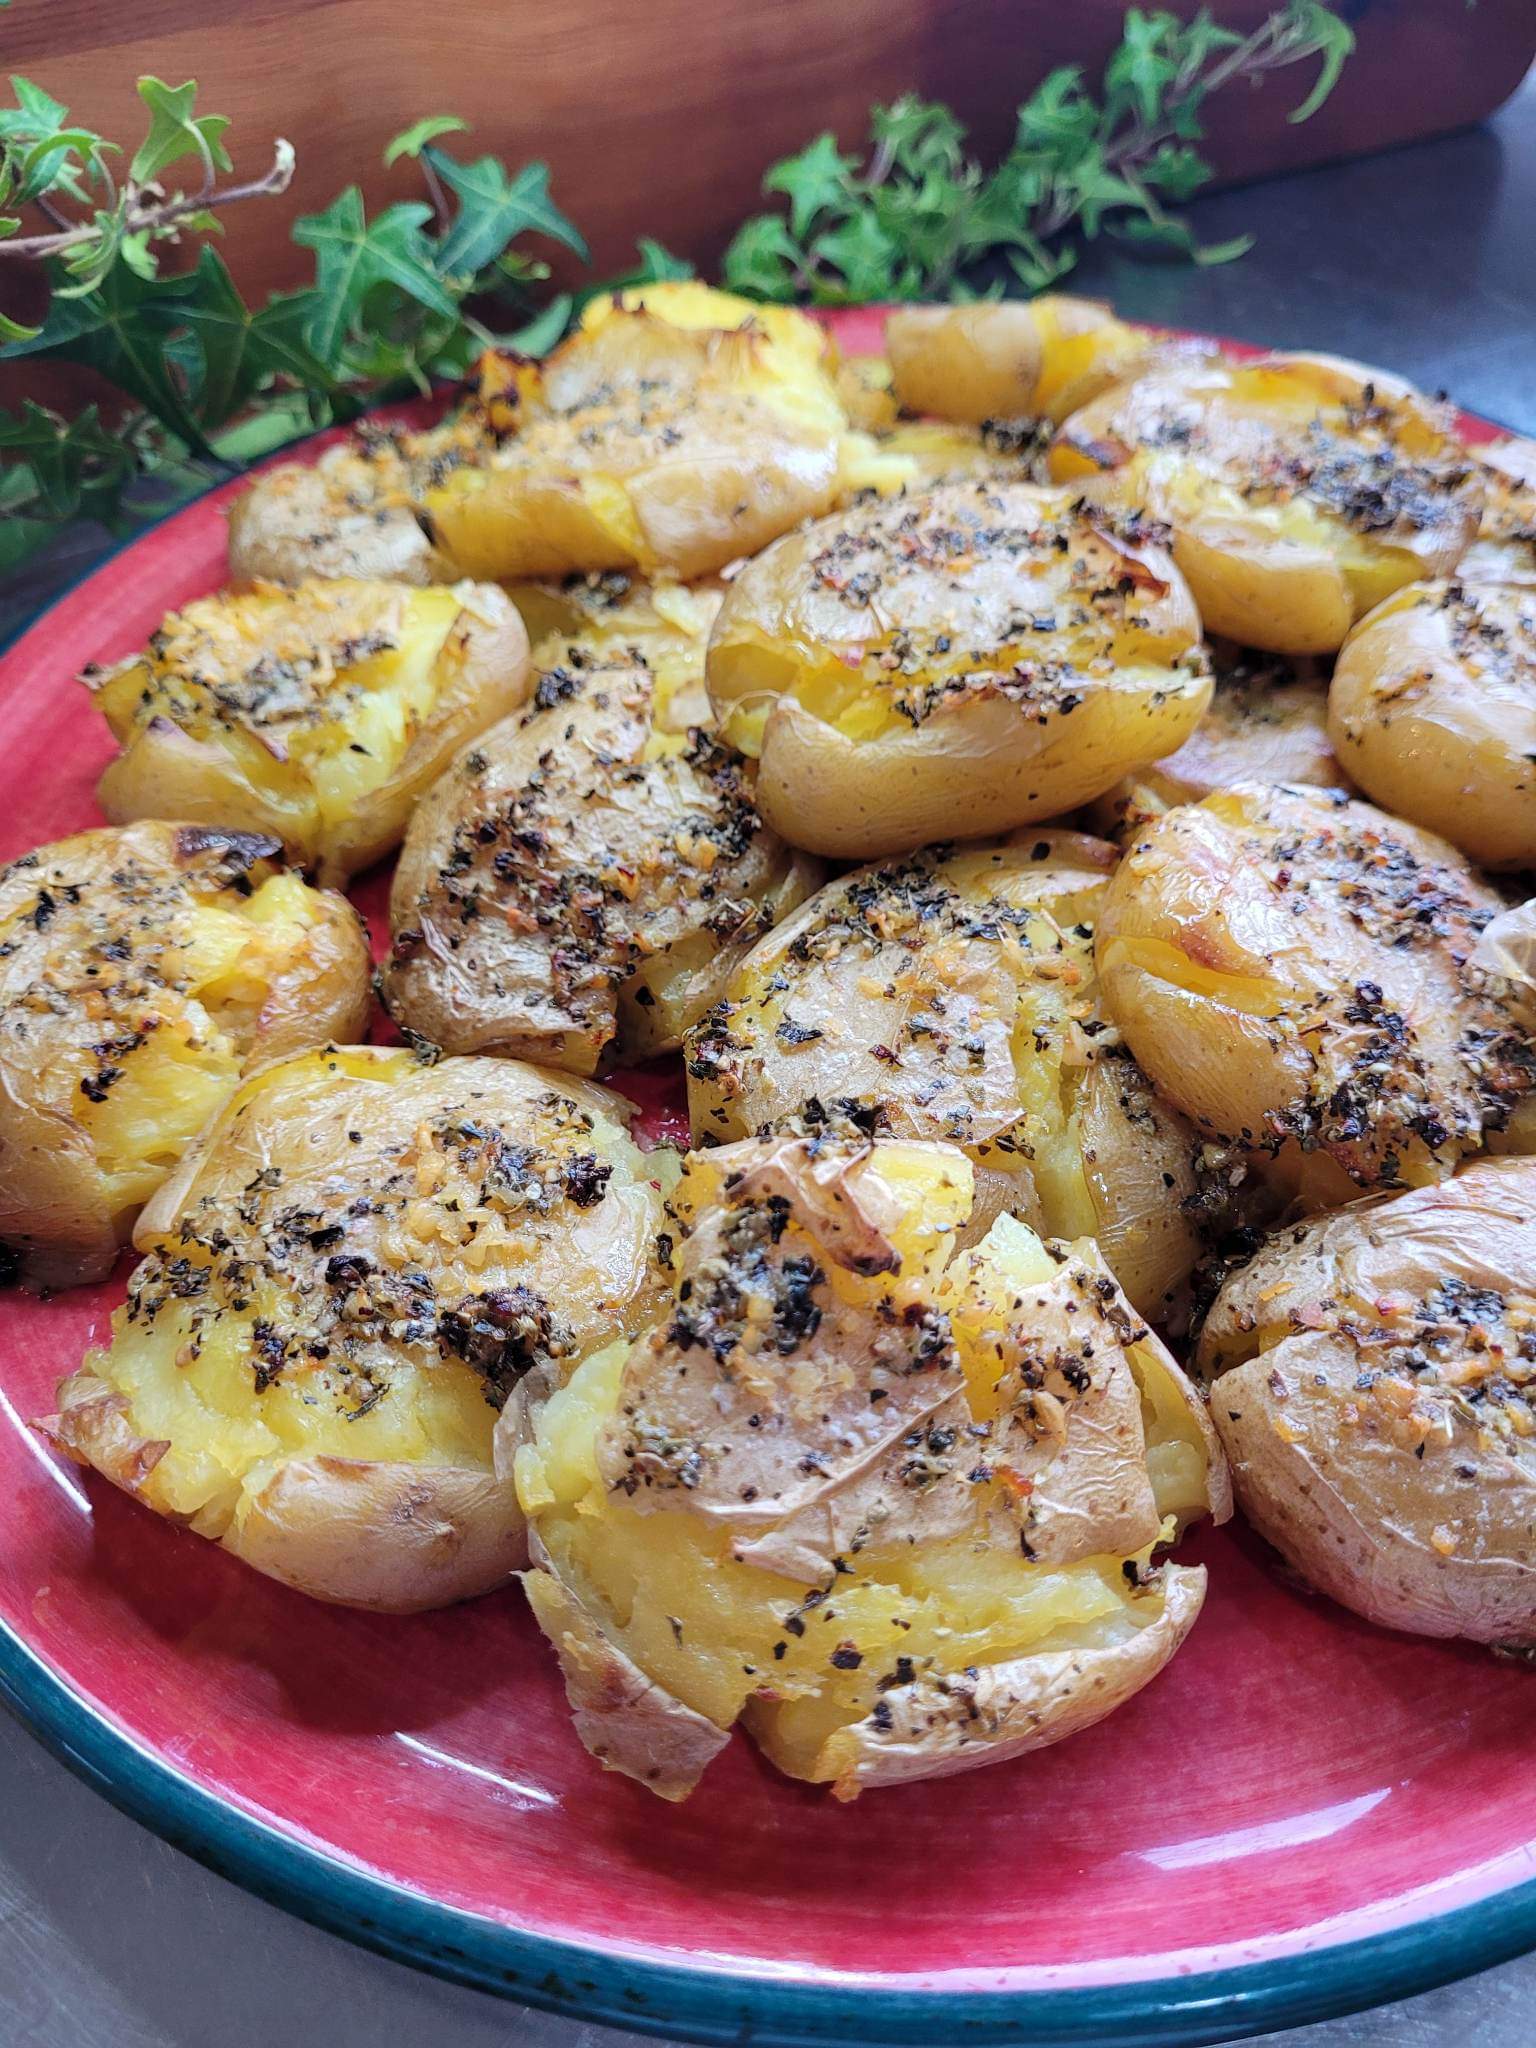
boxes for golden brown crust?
[521,1136,1226,1798]
[685,832,1207,1322]
[47,1046,673,1610]
[89,579,532,886]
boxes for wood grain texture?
[8,0,1535,302]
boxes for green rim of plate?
[4,1620,1536,2047]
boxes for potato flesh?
[506,573,723,742]
[77,1045,667,1531]
[685,840,1203,1320]
[1050,357,1480,652]
[94,582,466,840]
[709,480,1205,755]
[518,1147,1204,1785]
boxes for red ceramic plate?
[1,312,1530,2048]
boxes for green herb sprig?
[0,83,688,572]
[723,2,1354,303]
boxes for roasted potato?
[686,832,1208,1323]
[1459,435,1536,587]
[1329,580,1536,870]
[418,288,847,582]
[506,569,724,732]
[1096,783,1536,1207]
[1050,354,1482,655]
[1090,642,1343,836]
[228,426,457,588]
[835,417,1039,502]
[886,296,1199,429]
[0,823,369,1288]
[45,1045,673,1611]
[706,480,1210,860]
[516,1135,1228,1800]
[1199,1158,1536,1647]
[87,577,531,887]
[381,656,820,1072]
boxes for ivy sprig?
[0,87,688,572]
[723,1,1354,302]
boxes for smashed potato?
[1090,643,1343,836]
[1329,580,1536,869]
[706,480,1210,859]
[228,427,457,588]
[886,296,1196,428]
[1096,783,1536,1205]
[1459,435,1536,587]
[506,569,724,733]
[686,832,1208,1322]
[1051,354,1482,654]
[517,1136,1227,1799]
[46,1046,672,1611]
[381,657,819,1072]
[1199,1159,1536,1647]
[419,290,846,582]
[87,576,530,886]
[0,823,369,1288]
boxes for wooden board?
[8,0,1535,306]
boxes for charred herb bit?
[562,1151,613,1207]
[437,1283,562,1407]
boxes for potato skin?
[1090,644,1344,837]
[228,439,448,587]
[422,310,845,583]
[381,661,820,1074]
[1051,354,1482,655]
[686,831,1207,1322]
[707,480,1209,860]
[886,296,1205,429]
[0,822,369,1289]
[45,1046,673,1611]
[1199,1159,1536,1646]
[1329,581,1536,870]
[90,578,531,887]
[519,1136,1226,1799]
[1095,783,1535,1198]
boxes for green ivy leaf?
[384,114,469,166]
[498,292,574,356]
[430,151,587,276]
[129,77,232,186]
[763,132,856,239]
[808,207,898,301]
[868,97,966,181]
[721,213,803,300]
[1015,68,1099,168]
[291,188,456,360]
[6,260,213,449]
[156,249,336,429]
[1285,0,1357,121]
[1141,142,1212,199]
[0,308,37,342]
[1104,10,1181,127]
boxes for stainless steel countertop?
[4,72,1536,2048]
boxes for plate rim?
[0,318,1529,2047]
[8,1620,1536,2048]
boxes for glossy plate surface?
[0,311,1530,2048]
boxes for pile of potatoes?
[19,282,1536,1805]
